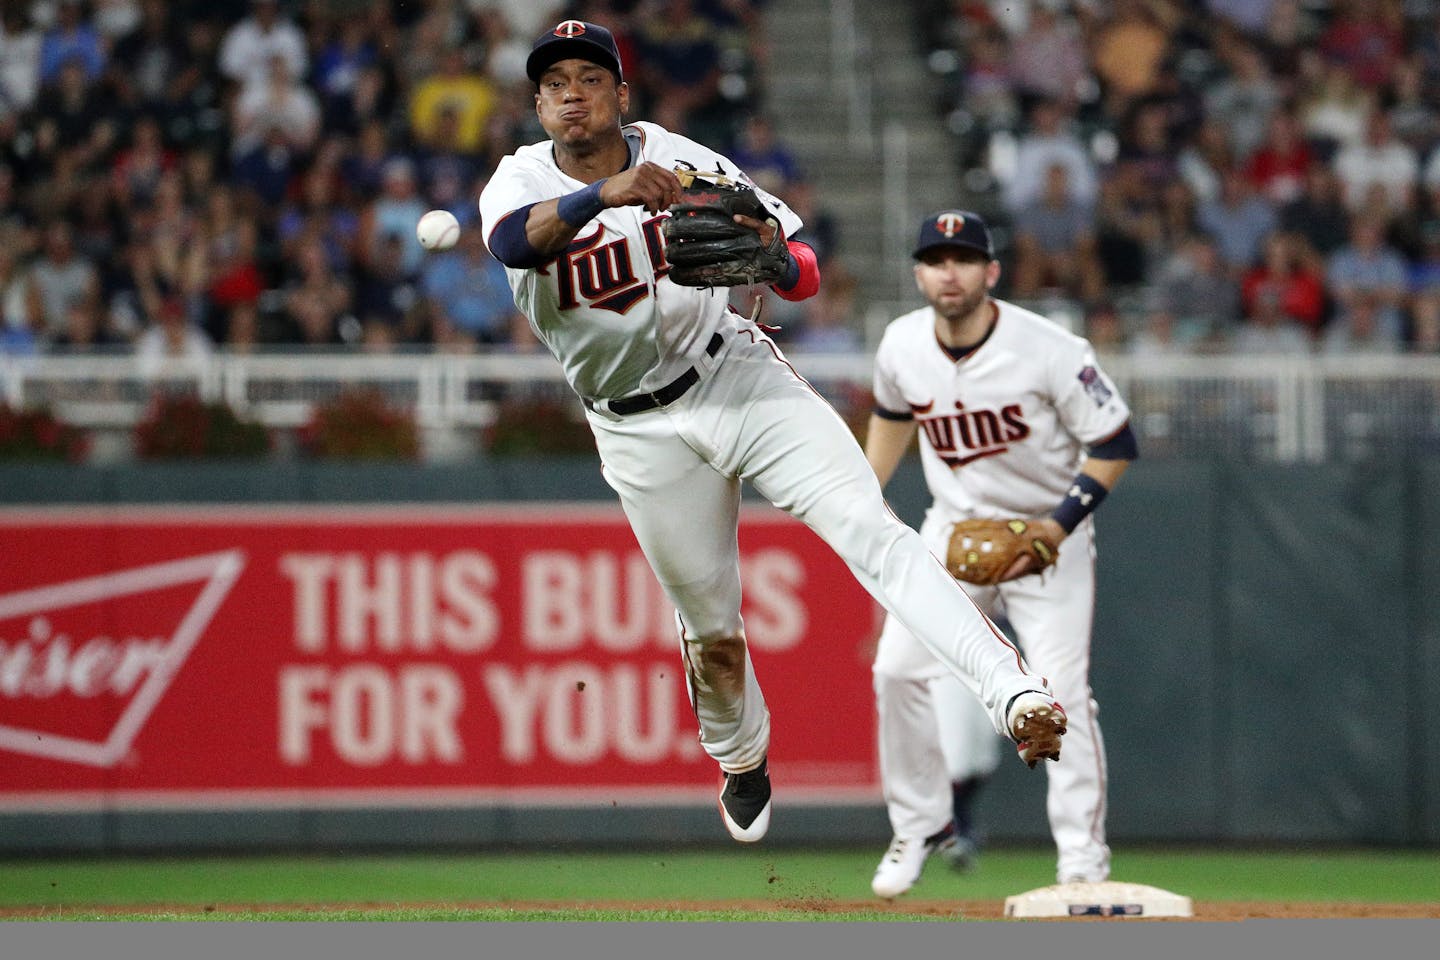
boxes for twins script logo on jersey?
[541,214,679,314]
[912,399,1031,467]
[0,551,244,767]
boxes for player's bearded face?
[535,61,628,153]
[914,251,997,321]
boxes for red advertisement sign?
[0,506,883,810]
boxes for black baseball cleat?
[718,758,771,842]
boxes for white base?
[1004,881,1194,919]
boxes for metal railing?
[6,350,1440,463]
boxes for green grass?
[3,846,1438,921]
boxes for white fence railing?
[5,351,1440,463]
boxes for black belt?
[586,333,723,416]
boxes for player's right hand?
[600,162,683,215]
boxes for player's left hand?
[997,518,1066,582]
[731,213,778,248]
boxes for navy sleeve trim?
[487,204,548,269]
[872,406,913,422]
[1087,422,1138,460]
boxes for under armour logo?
[1069,484,1094,506]
[554,19,587,38]
[936,212,965,238]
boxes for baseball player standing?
[479,22,1068,843]
[865,211,1136,896]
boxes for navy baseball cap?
[527,20,623,84]
[913,210,994,260]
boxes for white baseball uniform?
[871,297,1130,883]
[479,121,1054,783]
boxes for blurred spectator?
[1083,299,1127,352]
[408,46,497,153]
[1176,117,1234,206]
[1279,163,1350,255]
[1246,108,1314,206]
[280,236,352,344]
[218,0,307,96]
[1154,233,1242,345]
[197,185,266,332]
[1197,167,1277,274]
[1326,216,1409,342]
[420,227,515,349]
[1002,98,1097,213]
[135,295,215,377]
[230,53,321,157]
[29,219,100,344]
[358,157,428,277]
[353,230,420,345]
[1128,297,1191,357]
[39,0,107,87]
[1332,107,1418,217]
[1204,38,1281,161]
[51,299,125,349]
[1206,0,1274,39]
[636,0,728,141]
[0,243,38,354]
[107,232,172,335]
[1093,165,1157,286]
[0,6,43,117]
[783,179,839,269]
[1385,57,1439,159]
[110,114,176,208]
[1298,61,1372,153]
[729,113,802,194]
[1320,292,1402,354]
[1009,162,1103,302]
[1089,0,1176,115]
[1008,0,1089,108]
[276,163,359,274]
[1232,284,1312,354]
[112,0,182,109]
[794,271,861,352]
[1318,0,1404,91]
[1241,231,1327,337]
[312,18,377,118]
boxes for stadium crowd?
[0,0,786,358]
[5,0,1440,359]
[928,0,1440,354]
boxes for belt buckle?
[647,390,664,408]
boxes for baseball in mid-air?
[416,209,460,251]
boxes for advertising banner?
[0,506,883,810]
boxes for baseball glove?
[945,518,1061,586]
[662,168,789,288]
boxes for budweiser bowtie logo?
[0,551,245,767]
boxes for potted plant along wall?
[298,388,420,460]
[132,392,272,459]
[0,404,91,462]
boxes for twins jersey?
[479,121,803,401]
[873,298,1130,518]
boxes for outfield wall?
[0,460,1434,853]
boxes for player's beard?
[935,286,989,325]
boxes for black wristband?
[1051,473,1108,534]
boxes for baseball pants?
[872,510,1110,883]
[587,325,1047,775]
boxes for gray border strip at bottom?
[5,920,1438,960]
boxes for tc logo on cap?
[554,19,587,37]
[936,212,965,238]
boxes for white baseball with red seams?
[870,298,1130,884]
[416,209,460,251]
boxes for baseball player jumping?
[479,21,1067,843]
[865,212,1136,896]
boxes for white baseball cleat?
[871,827,954,899]
[718,759,771,842]
[1007,692,1067,768]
